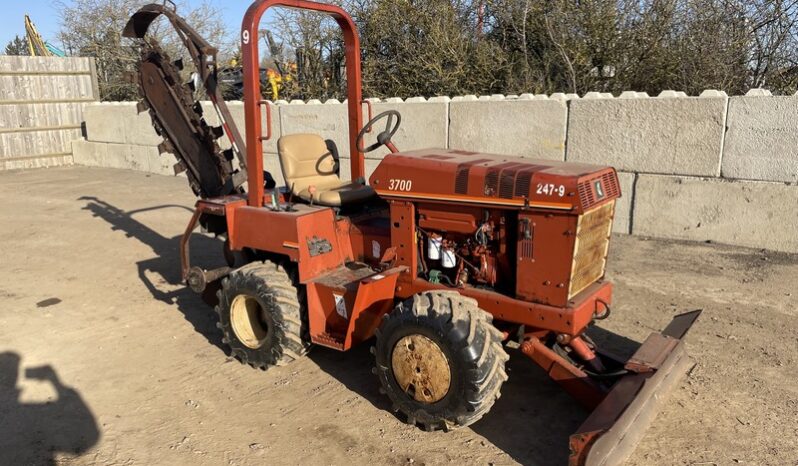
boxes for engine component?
[427,234,442,260]
[440,247,457,268]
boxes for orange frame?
[240,0,365,207]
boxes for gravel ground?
[0,166,796,466]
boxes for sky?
[0,0,264,52]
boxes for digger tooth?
[157,141,173,155]
[136,100,149,113]
[173,162,186,175]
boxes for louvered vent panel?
[602,172,620,198]
[484,169,500,196]
[499,169,518,199]
[578,181,595,208]
[515,170,534,198]
[578,172,621,210]
[520,239,533,258]
[455,167,470,194]
[453,159,491,194]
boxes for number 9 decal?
[242,30,250,45]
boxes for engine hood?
[369,149,620,214]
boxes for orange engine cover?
[369,149,620,214]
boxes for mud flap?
[569,310,702,466]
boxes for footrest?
[314,332,346,350]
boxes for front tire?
[373,291,509,431]
[215,261,310,369]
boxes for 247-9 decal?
[536,183,566,197]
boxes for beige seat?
[277,133,375,207]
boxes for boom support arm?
[124,4,248,197]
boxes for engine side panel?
[516,211,578,306]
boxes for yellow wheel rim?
[391,334,451,403]
[230,294,268,349]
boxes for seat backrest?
[277,134,339,193]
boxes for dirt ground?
[0,166,796,466]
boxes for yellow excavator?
[24,14,66,57]
[226,54,295,101]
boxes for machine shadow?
[79,196,228,353]
[312,326,644,466]
[312,340,588,466]
[0,352,100,465]
[309,342,393,410]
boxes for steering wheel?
[356,110,401,153]
[315,139,340,176]
[315,151,337,176]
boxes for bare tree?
[57,0,232,100]
[352,0,506,98]
[488,0,795,95]
[263,4,347,100]
[57,0,798,101]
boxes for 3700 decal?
[388,179,412,191]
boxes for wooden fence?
[0,56,99,170]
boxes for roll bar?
[242,0,365,207]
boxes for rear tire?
[215,261,311,369]
[373,291,509,431]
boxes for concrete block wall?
[279,97,450,178]
[75,101,283,180]
[449,94,567,160]
[633,175,798,252]
[721,95,798,182]
[70,91,798,253]
[566,92,728,176]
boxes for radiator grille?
[578,172,620,211]
[602,172,620,198]
[568,201,614,299]
[577,181,595,207]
